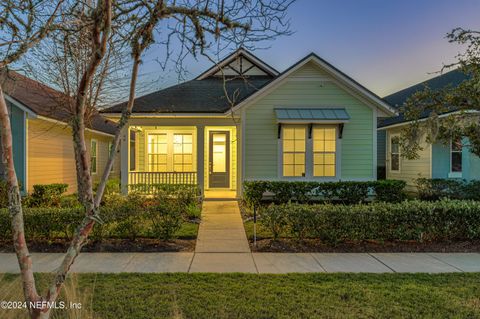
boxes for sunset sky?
[139,0,480,97]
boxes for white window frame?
[144,128,196,173]
[90,139,98,175]
[389,134,400,173]
[280,125,307,178]
[278,124,342,180]
[312,125,338,178]
[449,138,463,178]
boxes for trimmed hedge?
[260,200,480,243]
[416,178,480,201]
[0,190,201,242]
[26,183,68,207]
[243,180,407,207]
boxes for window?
[390,136,400,172]
[173,134,193,172]
[90,139,98,174]
[130,131,136,171]
[147,133,167,172]
[282,126,305,177]
[313,127,336,177]
[451,138,462,173]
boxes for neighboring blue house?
[378,69,480,189]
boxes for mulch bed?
[0,238,196,253]
[250,238,480,253]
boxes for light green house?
[102,48,397,198]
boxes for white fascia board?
[4,95,37,118]
[37,115,115,137]
[378,109,480,130]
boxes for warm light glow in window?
[173,134,193,172]
[148,133,167,172]
[212,133,227,173]
[313,127,336,177]
[283,126,305,177]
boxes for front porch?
[120,119,240,198]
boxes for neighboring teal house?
[378,69,480,189]
[101,48,397,198]
[0,98,30,192]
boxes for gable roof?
[379,69,469,128]
[103,49,396,117]
[4,71,117,135]
[195,48,279,80]
[229,53,397,116]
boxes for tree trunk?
[94,54,141,206]
[0,83,42,317]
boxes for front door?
[209,131,230,188]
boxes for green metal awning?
[274,108,350,123]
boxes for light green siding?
[244,61,375,180]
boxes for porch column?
[120,126,129,194]
[197,125,205,196]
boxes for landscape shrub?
[106,192,147,240]
[284,203,315,240]
[27,183,68,207]
[0,207,83,241]
[0,190,194,242]
[259,200,480,243]
[0,180,8,208]
[373,179,407,202]
[59,195,82,208]
[243,180,407,207]
[416,178,480,201]
[94,178,121,196]
[147,198,182,241]
[185,202,202,219]
[261,204,288,240]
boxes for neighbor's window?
[130,131,136,171]
[90,139,98,174]
[313,126,336,177]
[283,126,305,177]
[173,133,193,172]
[451,138,462,173]
[390,136,400,172]
[148,133,167,172]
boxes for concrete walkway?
[1,252,480,274]
[195,200,250,253]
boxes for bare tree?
[1,0,293,318]
[0,1,65,318]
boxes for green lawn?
[176,222,199,239]
[1,273,479,318]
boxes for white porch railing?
[128,171,197,193]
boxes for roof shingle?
[4,71,117,135]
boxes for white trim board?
[4,95,37,118]
[378,110,480,130]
